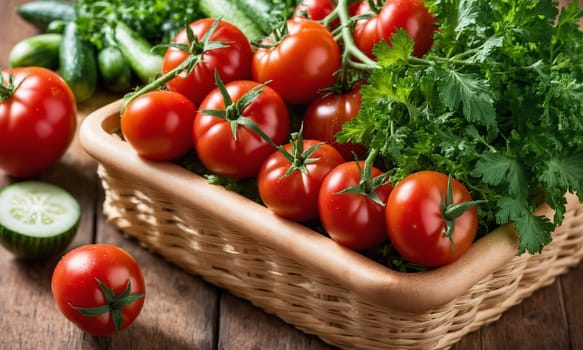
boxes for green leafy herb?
[338,0,583,254]
[74,0,203,48]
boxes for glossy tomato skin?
[386,171,478,267]
[121,90,196,161]
[258,140,344,222]
[162,18,253,106]
[303,86,367,161]
[193,80,290,179]
[51,244,146,336]
[252,19,341,105]
[293,0,335,21]
[0,67,76,178]
[318,161,393,250]
[354,0,437,58]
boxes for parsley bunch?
[338,0,583,254]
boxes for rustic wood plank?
[218,292,337,350]
[561,262,583,350]
[2,0,583,349]
[478,283,569,350]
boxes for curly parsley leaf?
[436,67,496,130]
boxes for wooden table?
[1,1,582,349]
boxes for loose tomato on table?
[318,158,393,250]
[303,85,367,161]
[51,244,146,336]
[121,90,196,161]
[353,0,437,58]
[251,18,341,105]
[258,137,344,222]
[193,78,290,179]
[385,171,480,267]
[0,67,76,178]
[162,18,253,106]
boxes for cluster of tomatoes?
[121,0,478,268]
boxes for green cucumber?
[98,46,133,92]
[0,181,81,260]
[16,0,76,31]
[59,21,98,102]
[199,0,265,40]
[234,0,284,35]
[9,33,62,69]
[46,20,68,34]
[113,21,163,84]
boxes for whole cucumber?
[16,0,76,31]
[9,33,62,69]
[97,46,133,92]
[198,0,264,40]
[59,21,98,103]
[114,21,163,84]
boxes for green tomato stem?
[72,277,144,334]
[440,174,487,252]
[0,74,20,102]
[120,18,228,114]
[337,0,379,71]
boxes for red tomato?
[121,90,196,161]
[51,244,146,336]
[353,0,437,58]
[303,86,367,161]
[386,171,478,267]
[293,0,335,21]
[0,67,76,178]
[258,139,344,222]
[318,160,393,250]
[193,80,290,179]
[252,19,341,105]
[162,18,253,106]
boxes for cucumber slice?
[0,181,81,259]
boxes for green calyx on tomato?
[275,126,324,178]
[336,149,390,206]
[0,74,20,101]
[440,174,487,251]
[73,278,145,334]
[199,70,275,144]
[122,19,230,112]
[193,71,290,179]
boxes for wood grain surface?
[1,1,582,349]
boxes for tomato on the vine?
[258,138,344,222]
[385,171,479,267]
[0,67,76,178]
[353,0,437,58]
[162,18,253,106]
[293,0,335,21]
[51,244,146,336]
[318,160,393,250]
[303,85,367,161]
[252,18,341,105]
[193,79,290,179]
[121,90,196,161]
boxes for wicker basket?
[80,99,583,350]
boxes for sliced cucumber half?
[0,181,81,259]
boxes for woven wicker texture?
[97,163,583,350]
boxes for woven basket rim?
[79,99,578,313]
